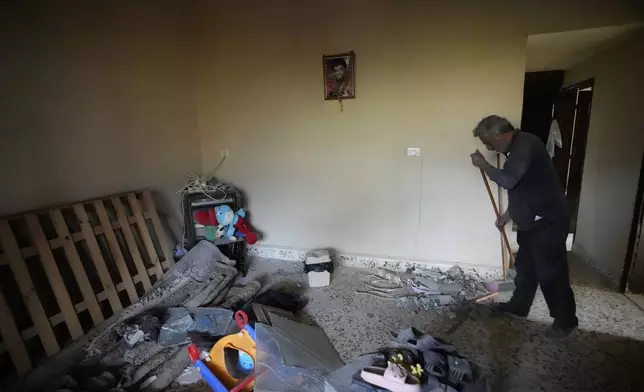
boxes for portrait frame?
[323,51,356,100]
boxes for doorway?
[519,73,594,245]
[553,79,594,235]
[621,152,644,294]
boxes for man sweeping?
[470,115,578,340]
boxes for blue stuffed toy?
[193,205,258,244]
[215,205,249,242]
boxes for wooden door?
[567,91,592,232]
[553,89,577,191]
[624,152,644,293]
[553,81,594,234]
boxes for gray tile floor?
[244,254,644,392]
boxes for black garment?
[508,219,578,328]
[485,131,568,230]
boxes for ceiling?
[526,23,643,72]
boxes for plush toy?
[193,206,258,244]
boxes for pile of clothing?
[328,327,489,392]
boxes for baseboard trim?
[247,244,504,280]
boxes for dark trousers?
[509,219,578,328]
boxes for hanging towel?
[546,119,563,158]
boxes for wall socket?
[220,150,229,158]
[407,147,420,156]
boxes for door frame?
[557,78,594,235]
[565,78,594,92]
[620,151,644,293]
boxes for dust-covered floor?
[176,255,644,392]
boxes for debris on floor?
[357,265,493,313]
[334,326,489,391]
[256,324,490,392]
[14,241,249,392]
[14,235,501,392]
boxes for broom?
[480,168,515,280]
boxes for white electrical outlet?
[220,150,229,158]
[407,147,420,156]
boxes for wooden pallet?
[0,190,173,380]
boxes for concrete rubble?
[386,266,492,312]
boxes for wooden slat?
[49,209,104,325]
[0,214,152,267]
[127,194,164,278]
[72,204,122,313]
[142,190,174,267]
[94,201,139,303]
[112,197,152,290]
[0,190,172,372]
[0,289,32,375]
[25,214,83,340]
[0,220,60,356]
[0,260,172,357]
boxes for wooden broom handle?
[480,169,515,277]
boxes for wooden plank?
[94,201,139,303]
[111,197,152,290]
[0,215,150,267]
[0,289,32,375]
[25,213,83,340]
[127,193,164,278]
[16,265,161,340]
[49,209,104,325]
[1,189,152,221]
[73,204,122,313]
[7,259,171,348]
[142,190,174,267]
[0,220,60,356]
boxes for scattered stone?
[158,308,193,346]
[438,282,463,295]
[398,265,490,311]
[415,276,441,293]
[436,295,456,306]
[447,265,464,279]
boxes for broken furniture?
[0,190,173,387]
[0,189,246,392]
[13,240,238,392]
[182,186,248,274]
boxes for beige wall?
[1,0,643,266]
[565,31,644,286]
[196,0,644,268]
[0,1,201,238]
[195,2,527,268]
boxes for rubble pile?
[358,266,491,313]
[409,266,490,311]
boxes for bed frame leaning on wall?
[0,190,174,385]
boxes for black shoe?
[545,324,577,341]
[489,302,528,319]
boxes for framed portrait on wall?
[323,51,355,100]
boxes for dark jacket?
[485,131,569,231]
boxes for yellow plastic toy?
[206,312,256,392]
